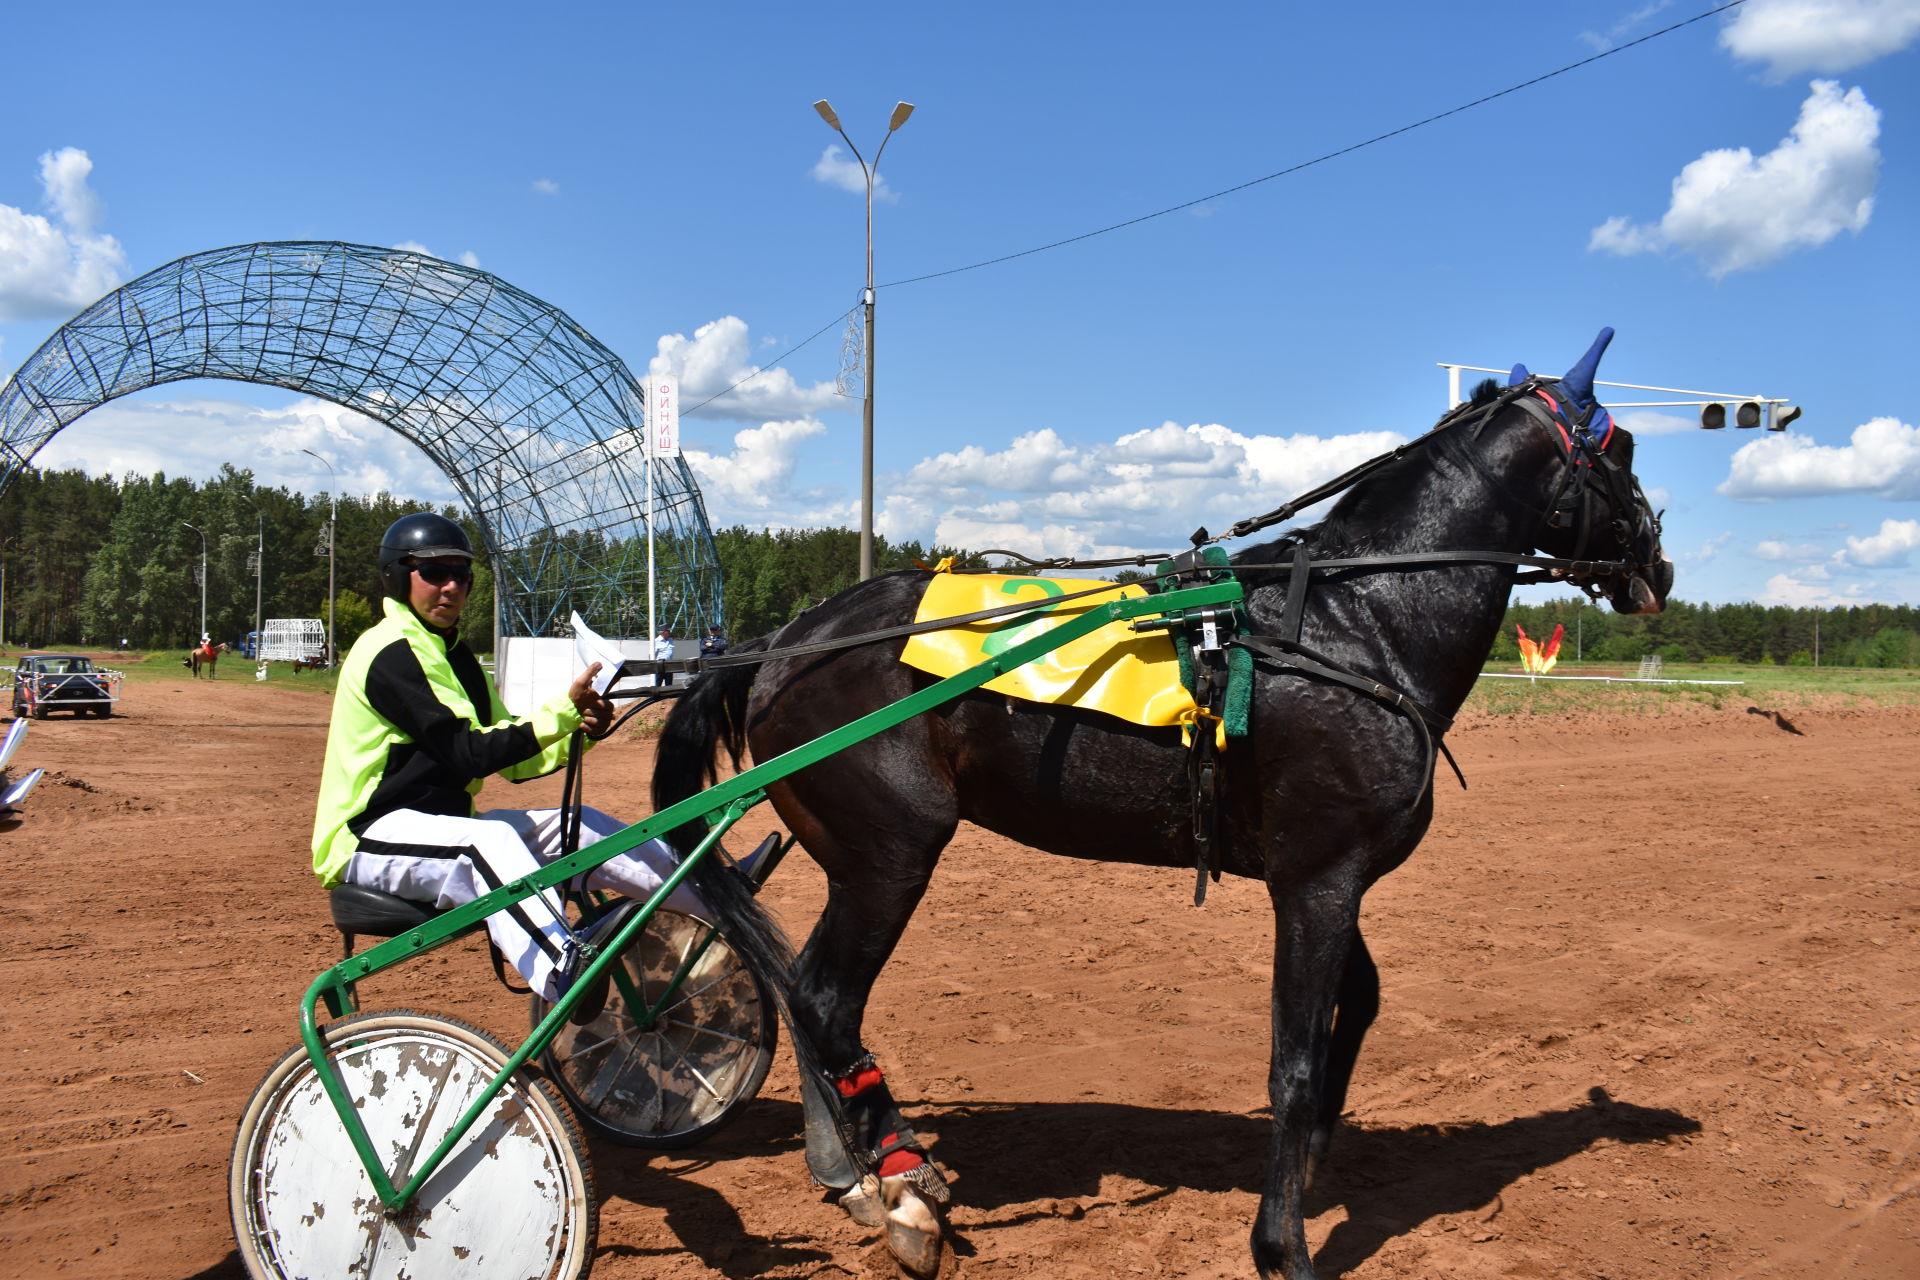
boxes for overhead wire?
[681,304,857,418]
[881,0,1749,288]
[683,0,1745,410]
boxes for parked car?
[9,653,123,719]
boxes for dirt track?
[0,674,1915,1278]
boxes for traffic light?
[1700,400,1773,429]
[1769,404,1802,432]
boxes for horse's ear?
[1560,327,1614,405]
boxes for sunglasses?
[408,561,473,587]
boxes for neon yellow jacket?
[311,597,586,886]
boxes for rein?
[612,379,1649,699]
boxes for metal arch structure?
[0,240,722,640]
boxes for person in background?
[700,625,728,659]
[652,627,675,687]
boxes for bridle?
[1499,379,1664,602]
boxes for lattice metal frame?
[0,240,722,638]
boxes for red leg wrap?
[835,1063,927,1177]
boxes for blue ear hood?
[1507,362,1530,386]
[1560,327,1614,412]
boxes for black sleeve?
[364,638,542,779]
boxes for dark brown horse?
[656,332,1670,1279]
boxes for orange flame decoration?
[1515,624,1565,674]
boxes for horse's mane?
[1232,381,1512,570]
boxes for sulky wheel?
[229,1009,596,1280]
[533,906,777,1149]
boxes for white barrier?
[259,619,326,662]
[495,636,688,717]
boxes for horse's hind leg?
[1308,926,1379,1186]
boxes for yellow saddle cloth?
[900,572,1198,730]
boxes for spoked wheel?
[533,906,777,1149]
[230,1010,596,1280]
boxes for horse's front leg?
[1310,926,1379,1186]
[1253,874,1362,1280]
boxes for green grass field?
[13,647,1919,719]
[1467,659,1920,714]
[18,648,344,698]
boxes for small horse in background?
[289,655,328,674]
[186,642,229,679]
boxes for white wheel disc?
[232,1011,594,1280]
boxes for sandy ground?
[0,671,1915,1279]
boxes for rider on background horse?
[310,512,708,1000]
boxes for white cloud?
[389,241,480,269]
[1589,80,1880,277]
[1753,537,1826,560]
[883,422,1407,560]
[810,146,897,202]
[1580,1,1678,52]
[1721,0,1920,78]
[682,417,851,527]
[651,316,840,423]
[1718,416,1920,500]
[532,178,560,196]
[28,394,459,502]
[1612,408,1697,437]
[0,148,127,321]
[1839,517,1920,566]
[1754,570,1882,605]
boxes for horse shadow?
[177,1086,1697,1278]
[905,1084,1696,1272]
[587,1103,833,1277]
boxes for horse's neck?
[1296,418,1556,714]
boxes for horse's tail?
[648,635,849,1146]
[651,634,766,837]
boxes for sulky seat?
[328,884,457,959]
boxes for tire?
[533,907,777,1149]
[230,1010,596,1280]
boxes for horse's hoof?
[880,1174,944,1279]
[838,1175,884,1227]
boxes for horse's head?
[1509,329,1671,615]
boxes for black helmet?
[378,513,474,599]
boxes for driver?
[311,512,700,1001]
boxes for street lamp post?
[812,97,914,582]
[182,522,208,640]
[242,498,265,658]
[301,449,338,664]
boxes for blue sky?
[2,0,1916,607]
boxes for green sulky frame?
[295,578,1245,1211]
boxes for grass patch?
[1468,660,1920,714]
[8,648,343,696]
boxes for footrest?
[329,884,449,938]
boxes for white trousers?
[343,806,703,1001]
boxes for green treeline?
[4,466,1915,669]
[711,525,985,638]
[0,465,490,654]
[1494,596,1920,668]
